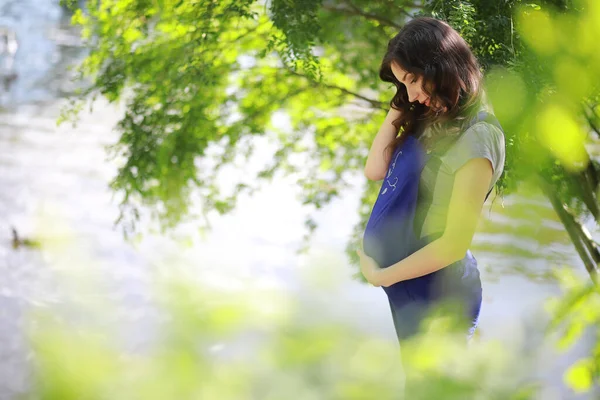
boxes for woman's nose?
[407,89,419,103]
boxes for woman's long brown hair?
[379,17,485,157]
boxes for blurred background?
[1,0,599,399]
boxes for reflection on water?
[0,1,597,398]
[475,193,581,282]
[0,0,84,108]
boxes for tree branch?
[228,23,262,44]
[284,66,387,110]
[540,175,599,285]
[576,168,600,223]
[228,63,387,111]
[584,103,600,138]
[322,2,403,29]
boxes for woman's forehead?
[390,62,411,80]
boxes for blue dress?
[363,112,501,342]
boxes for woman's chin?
[414,101,447,114]
[431,104,447,113]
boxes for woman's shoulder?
[459,116,505,150]
[440,114,506,174]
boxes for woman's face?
[391,61,445,111]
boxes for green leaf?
[564,359,594,393]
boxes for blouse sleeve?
[441,121,506,186]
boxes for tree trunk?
[539,176,599,285]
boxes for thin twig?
[322,3,403,29]
[285,66,387,110]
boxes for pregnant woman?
[357,17,506,345]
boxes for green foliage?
[24,217,596,399]
[28,276,542,400]
[422,1,518,68]
[62,0,396,238]
[62,0,600,275]
[545,268,600,392]
[266,0,323,80]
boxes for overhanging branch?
[284,67,387,110]
[322,2,403,29]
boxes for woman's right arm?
[364,106,402,181]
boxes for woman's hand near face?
[364,106,402,181]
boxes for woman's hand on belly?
[357,249,384,287]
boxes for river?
[0,1,597,399]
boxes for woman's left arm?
[373,157,494,287]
